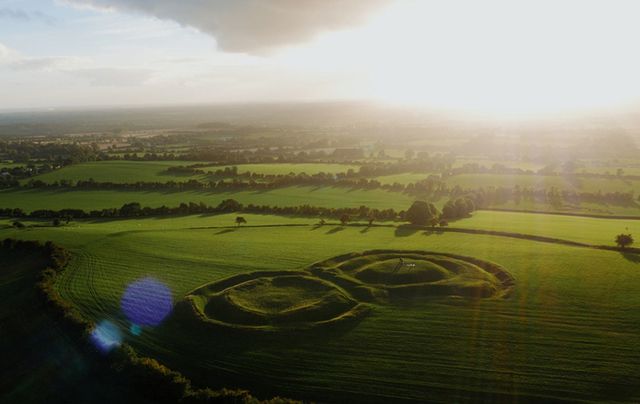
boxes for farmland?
[0,186,414,212]
[210,163,359,175]
[29,161,360,184]
[2,215,640,402]
[3,112,640,403]
[29,161,209,184]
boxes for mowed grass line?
[3,221,639,402]
[0,186,413,212]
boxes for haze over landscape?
[2,1,640,404]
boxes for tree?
[439,219,449,227]
[367,216,375,227]
[615,233,634,249]
[119,202,142,216]
[52,218,61,227]
[404,149,415,160]
[217,199,243,212]
[340,214,350,226]
[235,216,247,227]
[12,221,25,229]
[405,201,439,225]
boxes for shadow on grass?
[215,228,236,235]
[325,226,345,235]
[621,252,640,263]
[394,224,420,237]
[423,228,445,236]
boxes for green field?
[2,215,640,402]
[456,210,638,245]
[483,200,640,216]
[209,163,359,175]
[446,173,640,193]
[0,186,413,212]
[30,161,209,184]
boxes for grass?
[29,160,209,184]
[374,172,433,185]
[2,217,640,402]
[208,163,359,175]
[456,210,640,246]
[186,272,363,330]
[30,161,361,185]
[0,246,150,403]
[484,200,640,216]
[0,186,414,212]
[446,172,640,193]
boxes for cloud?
[62,0,391,53]
[1,46,150,87]
[0,8,56,24]
[72,67,153,86]
[9,56,87,72]
[0,42,19,65]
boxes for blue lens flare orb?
[121,277,173,327]
[90,320,122,353]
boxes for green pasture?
[2,216,639,402]
[446,172,640,193]
[208,163,359,175]
[29,160,209,184]
[483,200,640,216]
[0,186,413,212]
[456,210,638,245]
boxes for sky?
[2,0,640,115]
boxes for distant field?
[452,158,546,171]
[0,186,414,212]
[446,173,640,193]
[29,161,361,184]
[208,163,359,175]
[456,210,638,245]
[2,217,639,402]
[29,161,209,184]
[484,200,640,217]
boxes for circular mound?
[355,258,449,285]
[311,250,514,300]
[181,271,369,332]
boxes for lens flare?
[121,277,173,327]
[90,320,122,353]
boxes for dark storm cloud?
[63,0,390,53]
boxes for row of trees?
[2,199,401,222]
[404,197,477,227]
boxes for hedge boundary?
[1,238,297,404]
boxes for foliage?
[404,200,439,225]
[615,233,634,249]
